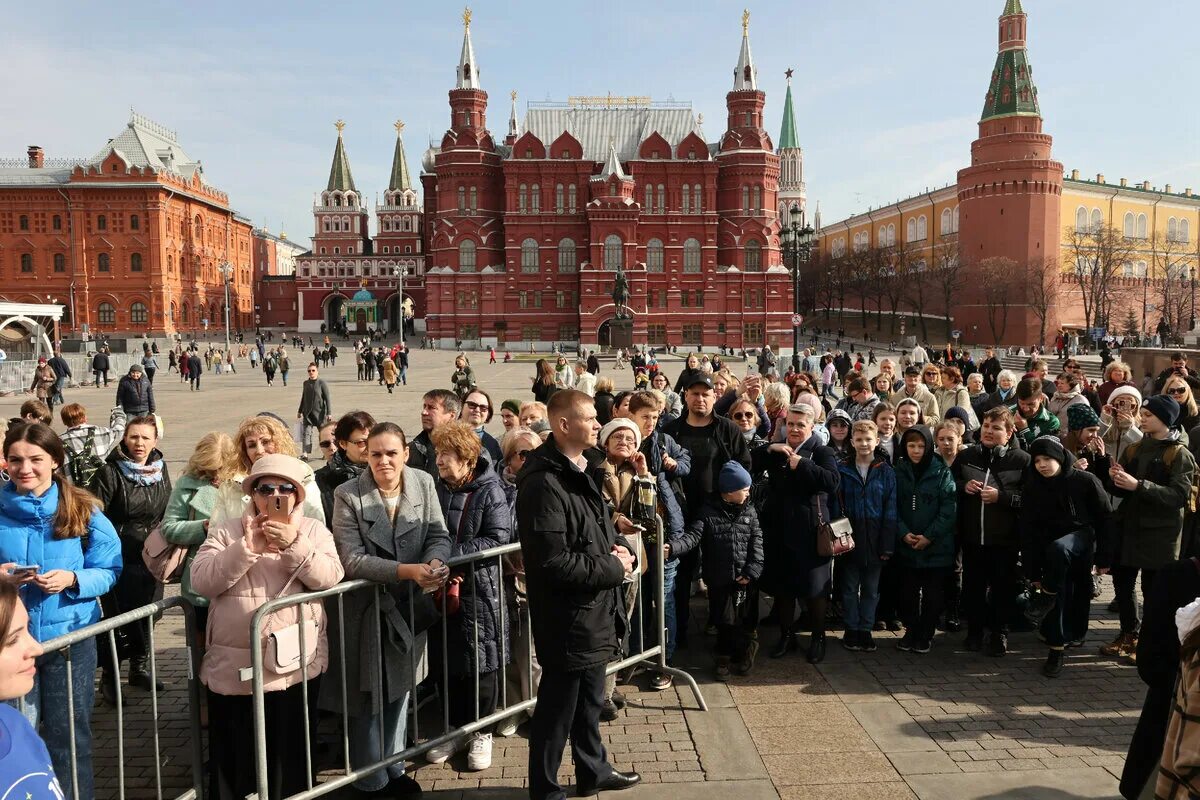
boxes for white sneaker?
[496,717,519,737]
[425,737,462,764]
[466,732,493,771]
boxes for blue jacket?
[640,430,690,550]
[836,456,898,560]
[0,482,121,642]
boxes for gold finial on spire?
[511,90,518,102]
[462,6,472,28]
[335,119,346,135]
[741,9,750,34]
[697,113,704,125]
[394,120,405,134]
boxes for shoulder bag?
[262,555,320,676]
[815,495,855,558]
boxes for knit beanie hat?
[1142,395,1181,429]
[1108,385,1142,407]
[1067,403,1101,431]
[717,461,753,494]
[598,418,642,450]
[501,399,521,417]
[944,406,972,428]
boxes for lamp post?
[1191,266,1197,333]
[780,202,815,374]
[218,261,233,356]
[392,264,405,345]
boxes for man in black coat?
[91,347,111,387]
[586,350,600,376]
[517,389,640,800]
[186,350,202,391]
[296,362,333,459]
[407,389,460,478]
[115,364,155,416]
[979,348,1002,394]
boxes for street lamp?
[392,264,405,345]
[218,261,233,356]
[780,202,815,374]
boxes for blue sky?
[3,1,1197,245]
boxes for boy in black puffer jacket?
[677,461,764,679]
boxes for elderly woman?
[314,411,377,527]
[460,388,503,464]
[967,373,988,415]
[93,414,173,704]
[980,369,1020,414]
[427,422,511,771]
[210,415,324,525]
[325,422,450,798]
[754,403,840,664]
[1098,360,1136,405]
[650,372,683,421]
[1048,371,1091,434]
[191,454,344,800]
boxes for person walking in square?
[297,363,333,460]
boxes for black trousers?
[207,684,312,800]
[99,557,161,666]
[673,549,700,645]
[1112,565,1159,634]
[901,566,948,641]
[448,668,499,730]
[962,543,1019,634]
[528,664,611,800]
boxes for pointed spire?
[778,69,799,150]
[327,119,357,192]
[456,7,481,89]
[980,0,1040,122]
[508,90,520,139]
[733,9,757,90]
[813,201,822,230]
[598,139,626,181]
[388,120,412,192]
[1003,0,1024,14]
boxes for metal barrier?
[248,518,705,800]
[34,595,204,800]
[0,353,144,394]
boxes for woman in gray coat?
[325,421,451,799]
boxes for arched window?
[1169,217,1179,242]
[20,254,32,273]
[97,215,107,231]
[18,215,28,231]
[130,302,148,324]
[879,226,887,245]
[54,253,65,273]
[916,215,927,240]
[745,240,762,271]
[1123,212,1135,238]
[604,235,623,270]
[383,219,391,232]
[531,184,540,212]
[557,238,577,273]
[323,219,331,232]
[752,186,762,213]
[887,224,896,246]
[98,302,115,325]
[645,185,653,210]
[518,184,527,213]
[694,184,702,212]
[457,186,466,211]
[131,253,143,272]
[130,214,139,231]
[556,183,564,213]
[683,238,701,273]
[646,239,664,272]
[568,184,577,212]
[952,207,959,232]
[656,184,665,214]
[941,208,952,235]
[469,187,478,212]
[181,303,190,323]
[1075,206,1088,232]
[521,238,539,273]
[742,186,750,214]
[459,240,477,272]
[1090,208,1102,232]
[906,219,917,242]
[98,253,110,272]
[1137,213,1148,239]
[681,184,690,214]
[1182,219,1191,243]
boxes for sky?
[3,0,1197,246]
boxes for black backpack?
[67,429,105,491]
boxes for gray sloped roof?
[0,168,72,187]
[523,106,703,162]
[88,112,202,179]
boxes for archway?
[597,317,632,352]
[324,294,346,333]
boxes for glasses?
[254,482,298,496]
[464,401,490,412]
[608,433,637,444]
[517,449,534,459]
[318,440,333,449]
[1168,387,1188,396]
[307,369,317,374]
[732,412,757,420]
[346,438,369,448]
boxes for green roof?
[326,134,357,193]
[980,48,1041,122]
[1003,0,1024,16]
[388,132,412,192]
[778,80,799,150]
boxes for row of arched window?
[92,301,148,326]
[460,236,715,274]
[17,253,69,273]
[381,216,417,232]
[323,216,355,233]
[741,186,763,215]
[642,184,705,214]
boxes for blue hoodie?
[0,482,121,642]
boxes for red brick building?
[0,112,254,338]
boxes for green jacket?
[1008,402,1061,446]
[1110,433,1196,569]
[894,432,958,569]
[161,473,221,606]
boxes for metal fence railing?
[0,354,145,395]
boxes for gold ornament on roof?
[742,9,750,34]
[335,119,346,135]
[394,120,405,134]
[462,7,472,28]
[511,90,518,102]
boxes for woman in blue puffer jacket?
[0,422,121,800]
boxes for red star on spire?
[785,68,794,79]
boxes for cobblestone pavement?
[0,344,1139,798]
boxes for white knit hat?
[598,418,642,450]
[1108,385,1142,407]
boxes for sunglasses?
[254,482,298,496]
[517,449,534,459]
[1168,387,1188,396]
[464,401,490,412]
[732,412,757,420]
[319,440,333,449]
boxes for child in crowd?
[838,421,897,653]
[872,402,898,463]
[824,410,853,458]
[934,421,964,468]
[894,426,957,653]
[895,398,923,438]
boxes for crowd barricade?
[0,354,144,395]
[33,596,205,800]
[248,516,706,800]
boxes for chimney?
[1097,173,1105,184]
[26,146,43,169]
[1070,168,1079,180]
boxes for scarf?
[118,456,164,486]
[329,448,366,482]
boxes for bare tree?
[1024,256,1058,350]
[899,242,933,342]
[845,245,877,327]
[878,245,907,335]
[1151,230,1198,337]
[1064,223,1140,332]
[979,256,1017,344]
[930,236,965,340]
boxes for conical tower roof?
[456,7,481,89]
[594,139,627,182]
[980,0,1040,122]
[778,70,799,150]
[732,9,757,90]
[1003,0,1024,14]
[327,120,357,192]
[388,121,412,192]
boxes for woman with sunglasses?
[1162,376,1200,433]
[191,454,344,799]
[1100,386,1143,465]
[314,411,377,528]
[210,416,325,525]
[460,389,503,464]
[650,372,682,421]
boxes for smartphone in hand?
[267,495,292,524]
[9,565,38,578]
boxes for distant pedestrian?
[297,363,333,459]
[91,348,111,387]
[187,352,202,391]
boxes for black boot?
[128,656,165,691]
[1042,648,1064,678]
[770,632,796,659]
[806,633,827,664]
[100,668,120,705]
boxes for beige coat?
[190,511,344,695]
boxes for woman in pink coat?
[190,453,344,800]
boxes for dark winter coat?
[532,379,557,405]
[436,459,512,676]
[675,498,764,588]
[1018,437,1113,580]
[672,367,706,395]
[406,429,437,479]
[979,356,1002,393]
[93,446,172,562]
[639,430,691,549]
[893,427,957,569]
[836,456,898,561]
[516,436,633,672]
[952,441,1030,549]
[314,452,367,528]
[298,377,332,426]
[450,366,477,399]
[115,374,155,415]
[662,415,751,521]
[91,352,110,373]
[594,391,616,425]
[1108,432,1197,569]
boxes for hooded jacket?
[1019,436,1114,579]
[1108,430,1197,569]
[515,436,633,672]
[896,383,941,427]
[952,439,1030,549]
[836,455,898,561]
[893,427,957,569]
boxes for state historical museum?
[296,9,803,351]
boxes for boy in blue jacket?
[838,421,898,653]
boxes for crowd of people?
[6,335,1200,799]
